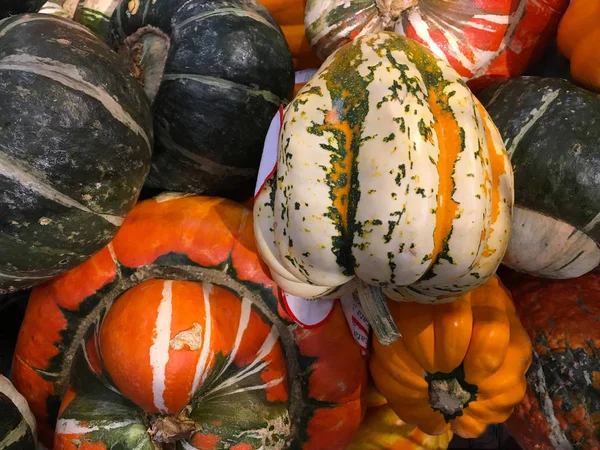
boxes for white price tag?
[340,292,370,355]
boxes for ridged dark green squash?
[107,0,294,201]
[0,14,153,294]
[478,77,600,279]
[0,375,36,450]
[0,0,45,18]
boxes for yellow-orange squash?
[258,0,322,70]
[557,0,600,93]
[370,275,532,439]
[349,384,452,449]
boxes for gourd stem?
[356,282,401,346]
[116,25,171,104]
[429,378,470,416]
[376,0,419,27]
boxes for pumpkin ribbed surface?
[349,385,452,449]
[370,275,532,438]
[500,268,600,450]
[254,31,513,303]
[0,13,152,294]
[12,195,367,450]
[107,0,295,200]
[0,375,36,450]
[479,77,600,279]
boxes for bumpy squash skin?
[500,268,600,450]
[0,14,153,294]
[0,0,45,18]
[304,0,569,91]
[0,375,36,449]
[12,195,367,450]
[557,0,600,93]
[370,275,532,439]
[254,32,513,304]
[107,0,294,201]
[478,77,600,279]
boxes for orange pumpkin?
[370,275,532,439]
[12,194,368,449]
[349,384,452,450]
[258,0,322,70]
[557,0,600,92]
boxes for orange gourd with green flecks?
[12,194,368,450]
[500,267,600,450]
[370,275,532,439]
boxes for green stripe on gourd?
[0,376,36,450]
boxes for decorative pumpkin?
[259,0,322,70]
[0,14,152,294]
[12,194,368,449]
[349,384,452,449]
[0,0,45,18]
[557,0,600,93]
[370,275,532,439]
[304,0,569,91]
[0,375,36,449]
[499,267,600,450]
[478,77,600,279]
[105,0,295,201]
[254,32,513,344]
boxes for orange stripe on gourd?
[426,88,461,267]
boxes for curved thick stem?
[356,281,401,346]
[116,25,170,104]
[376,0,419,27]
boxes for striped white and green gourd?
[254,32,514,343]
[0,375,36,450]
[479,77,600,279]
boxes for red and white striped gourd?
[304,0,569,91]
[254,32,514,344]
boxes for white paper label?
[340,292,370,355]
[254,105,283,199]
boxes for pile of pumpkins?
[0,0,598,449]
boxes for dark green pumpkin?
[0,14,153,294]
[107,0,295,201]
[0,375,36,450]
[0,0,45,18]
[478,77,600,279]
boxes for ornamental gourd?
[254,32,513,344]
[499,268,600,450]
[557,0,600,93]
[349,384,452,449]
[259,0,322,70]
[12,194,368,450]
[0,14,152,294]
[370,275,532,439]
[304,0,569,90]
[106,0,295,201]
[478,77,600,279]
[0,375,36,449]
